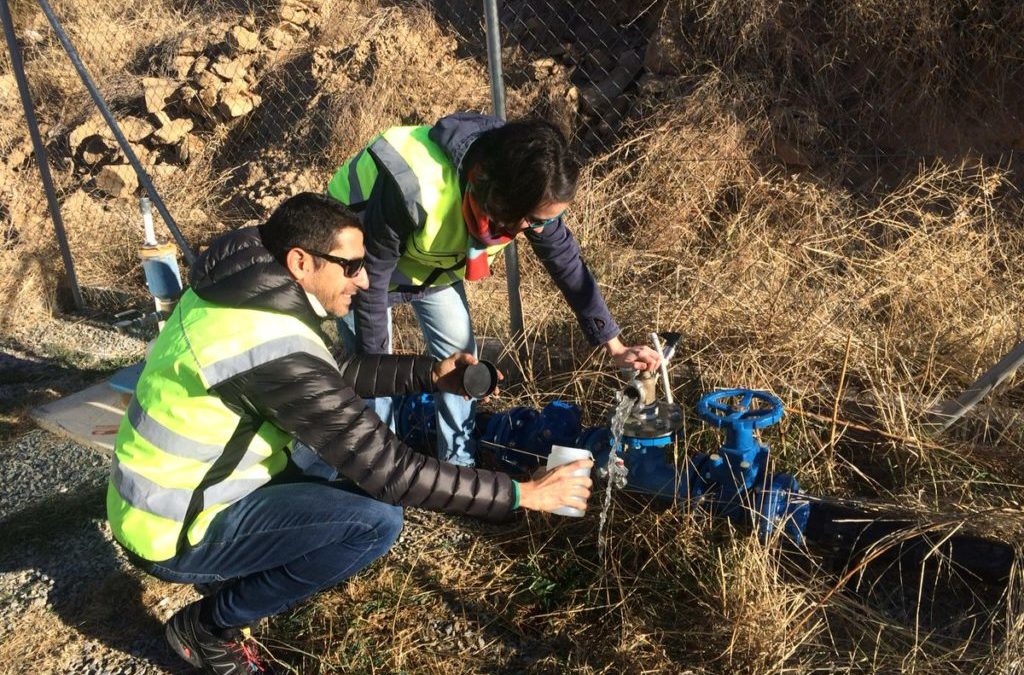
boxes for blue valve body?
[393,388,808,543]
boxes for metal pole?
[36,0,196,266]
[1,0,84,311]
[483,0,527,352]
[925,340,1024,432]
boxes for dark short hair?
[467,119,579,224]
[259,192,363,267]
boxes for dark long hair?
[466,119,579,224]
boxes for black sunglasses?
[304,249,366,278]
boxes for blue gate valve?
[695,389,808,543]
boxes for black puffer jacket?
[189,226,515,520]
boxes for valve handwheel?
[696,389,784,430]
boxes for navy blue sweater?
[352,112,620,353]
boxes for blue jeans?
[146,471,403,629]
[338,283,477,467]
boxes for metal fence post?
[482,0,527,354]
[1,0,84,311]
[925,340,1024,432]
[36,0,196,266]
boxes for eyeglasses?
[526,210,566,229]
[304,249,366,278]
[493,209,567,231]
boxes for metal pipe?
[1,0,84,311]
[925,340,1024,431]
[36,0,196,266]
[482,0,526,351]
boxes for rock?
[172,55,195,79]
[69,115,111,151]
[175,138,191,164]
[192,55,211,75]
[227,25,260,52]
[81,137,114,166]
[176,34,206,56]
[218,92,254,118]
[217,81,260,118]
[152,117,193,145]
[265,25,295,50]
[211,56,255,81]
[280,5,309,25]
[195,69,223,91]
[142,77,179,114]
[579,49,643,113]
[95,164,138,199]
[198,85,220,109]
[151,164,180,180]
[128,142,154,167]
[120,116,153,143]
[152,110,172,128]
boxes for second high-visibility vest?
[328,126,510,290]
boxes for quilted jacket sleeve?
[336,353,437,397]
[211,352,515,520]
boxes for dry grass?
[2,0,1024,673]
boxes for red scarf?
[462,181,512,281]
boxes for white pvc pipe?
[651,332,674,405]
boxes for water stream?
[597,393,636,560]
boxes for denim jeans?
[146,470,403,629]
[338,282,477,467]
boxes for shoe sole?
[165,621,204,668]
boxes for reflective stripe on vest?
[201,334,334,388]
[111,455,273,522]
[125,396,275,473]
[108,289,325,561]
[328,126,510,291]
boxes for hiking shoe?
[165,601,274,674]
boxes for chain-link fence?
[4,0,1024,413]
[1,0,663,335]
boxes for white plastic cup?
[545,445,593,517]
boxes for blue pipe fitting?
[140,243,182,309]
[754,473,811,544]
[395,393,437,451]
[395,387,808,545]
[479,400,582,474]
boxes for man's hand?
[432,352,503,400]
[517,460,594,513]
[604,336,661,372]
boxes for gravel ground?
[0,430,109,520]
[0,428,179,674]
[0,425,504,674]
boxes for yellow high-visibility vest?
[107,289,334,561]
[328,126,510,290]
